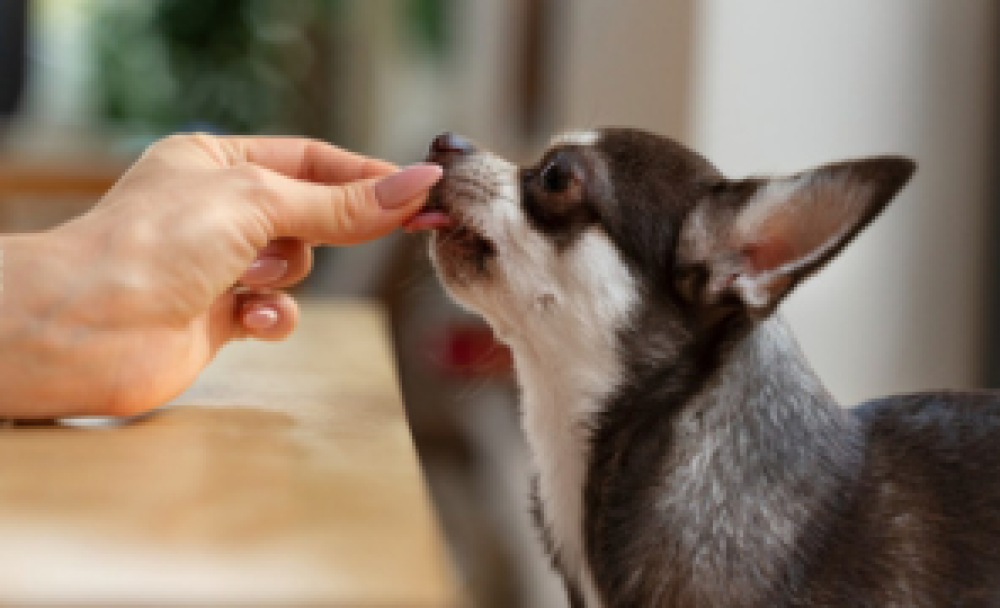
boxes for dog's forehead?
[544,128,720,184]
[595,129,720,178]
[549,130,602,149]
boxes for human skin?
[0,134,442,418]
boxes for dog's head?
[414,128,914,347]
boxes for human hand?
[0,134,441,418]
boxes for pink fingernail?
[243,306,279,331]
[373,163,443,209]
[242,257,288,284]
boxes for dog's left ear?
[678,156,915,315]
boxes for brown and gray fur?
[423,128,1000,607]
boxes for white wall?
[556,0,695,145]
[691,0,998,405]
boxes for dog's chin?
[430,223,496,287]
[412,184,497,287]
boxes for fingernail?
[242,257,288,284]
[374,163,443,209]
[243,305,279,331]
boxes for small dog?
[409,129,1000,607]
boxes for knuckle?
[230,163,284,229]
[142,132,217,162]
[157,132,190,149]
[160,132,203,151]
[231,164,277,203]
[232,160,270,183]
[333,184,366,232]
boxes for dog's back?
[793,393,1000,607]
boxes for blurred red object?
[429,323,513,378]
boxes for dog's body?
[415,128,1000,607]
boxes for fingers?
[241,138,398,184]
[252,163,443,245]
[236,291,299,342]
[208,290,299,349]
[179,134,399,184]
[240,237,313,289]
[148,133,441,245]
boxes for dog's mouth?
[405,185,496,260]
[404,185,455,231]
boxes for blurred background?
[1,0,997,605]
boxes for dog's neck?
[504,297,629,608]
[507,312,863,607]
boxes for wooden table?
[0,160,124,232]
[0,300,462,606]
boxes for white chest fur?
[516,354,608,608]
[502,230,638,608]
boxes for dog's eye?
[540,157,574,194]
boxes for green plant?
[92,0,334,136]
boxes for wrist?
[0,232,103,417]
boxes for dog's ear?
[678,156,915,316]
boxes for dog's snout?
[427,132,475,166]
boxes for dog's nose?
[427,132,475,166]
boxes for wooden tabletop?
[0,160,123,197]
[0,300,461,606]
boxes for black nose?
[427,132,475,166]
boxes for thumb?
[255,163,443,245]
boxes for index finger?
[222,136,398,185]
